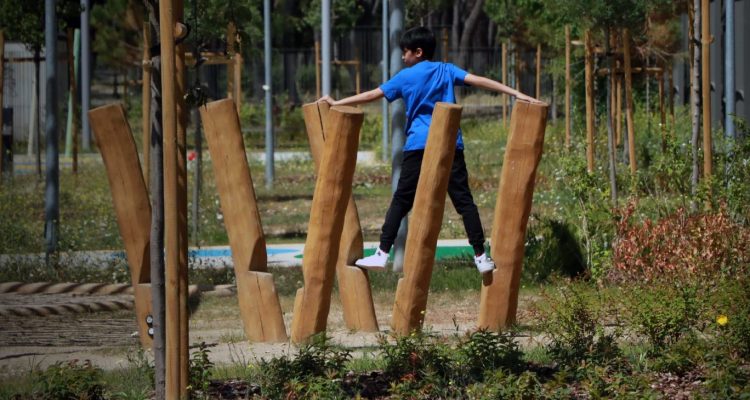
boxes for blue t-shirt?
[380,61,468,151]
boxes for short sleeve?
[380,72,404,102]
[449,64,469,86]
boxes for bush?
[33,360,106,400]
[623,284,702,353]
[610,203,750,284]
[379,332,453,383]
[539,286,622,368]
[523,216,586,283]
[255,334,350,400]
[458,329,524,380]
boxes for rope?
[0,299,134,317]
[0,281,132,295]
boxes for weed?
[188,342,215,399]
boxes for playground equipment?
[302,101,379,332]
[479,100,548,330]
[291,105,363,343]
[391,103,463,335]
[88,104,153,347]
[200,99,287,342]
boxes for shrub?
[33,360,106,400]
[623,284,702,353]
[610,202,750,284]
[523,216,586,283]
[458,329,524,380]
[379,332,454,384]
[539,286,622,367]
[255,334,350,400]
[188,342,215,398]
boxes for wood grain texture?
[391,103,463,335]
[88,103,152,346]
[302,102,378,332]
[478,100,548,330]
[291,105,363,343]
[200,99,286,342]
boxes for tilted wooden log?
[291,106,363,343]
[478,100,548,330]
[302,102,378,332]
[88,104,153,347]
[200,99,287,342]
[391,103,463,335]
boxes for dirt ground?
[0,290,541,377]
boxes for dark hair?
[399,26,436,60]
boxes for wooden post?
[659,67,666,152]
[234,47,242,112]
[315,39,321,99]
[616,71,623,146]
[609,30,617,152]
[391,103,463,335]
[291,106,363,343]
[142,23,151,189]
[502,42,508,129]
[302,101,378,332]
[535,43,541,99]
[88,104,153,347]
[174,2,189,395]
[201,99,287,342]
[584,30,595,173]
[701,0,712,178]
[478,101,548,330]
[157,0,184,395]
[623,29,637,174]
[564,26,570,149]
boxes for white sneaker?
[474,253,495,273]
[355,248,388,271]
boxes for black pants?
[379,149,486,255]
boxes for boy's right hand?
[318,95,336,106]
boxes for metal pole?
[389,0,405,272]
[321,0,331,96]
[381,0,389,162]
[80,0,91,150]
[264,0,274,188]
[725,0,735,139]
[701,0,712,178]
[44,0,59,261]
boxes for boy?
[320,26,541,274]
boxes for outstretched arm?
[464,73,544,104]
[319,88,385,107]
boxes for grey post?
[389,0,405,272]
[725,0,735,140]
[80,0,91,150]
[264,0,274,188]
[381,0,389,162]
[45,0,59,260]
[321,0,331,96]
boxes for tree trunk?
[690,0,701,196]
[458,0,484,69]
[144,1,165,397]
[605,29,617,204]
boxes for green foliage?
[523,216,586,283]
[300,0,363,37]
[188,342,215,398]
[554,153,615,280]
[254,334,351,400]
[711,278,750,360]
[33,360,106,400]
[0,0,80,51]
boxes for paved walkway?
[0,239,478,269]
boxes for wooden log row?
[200,99,287,342]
